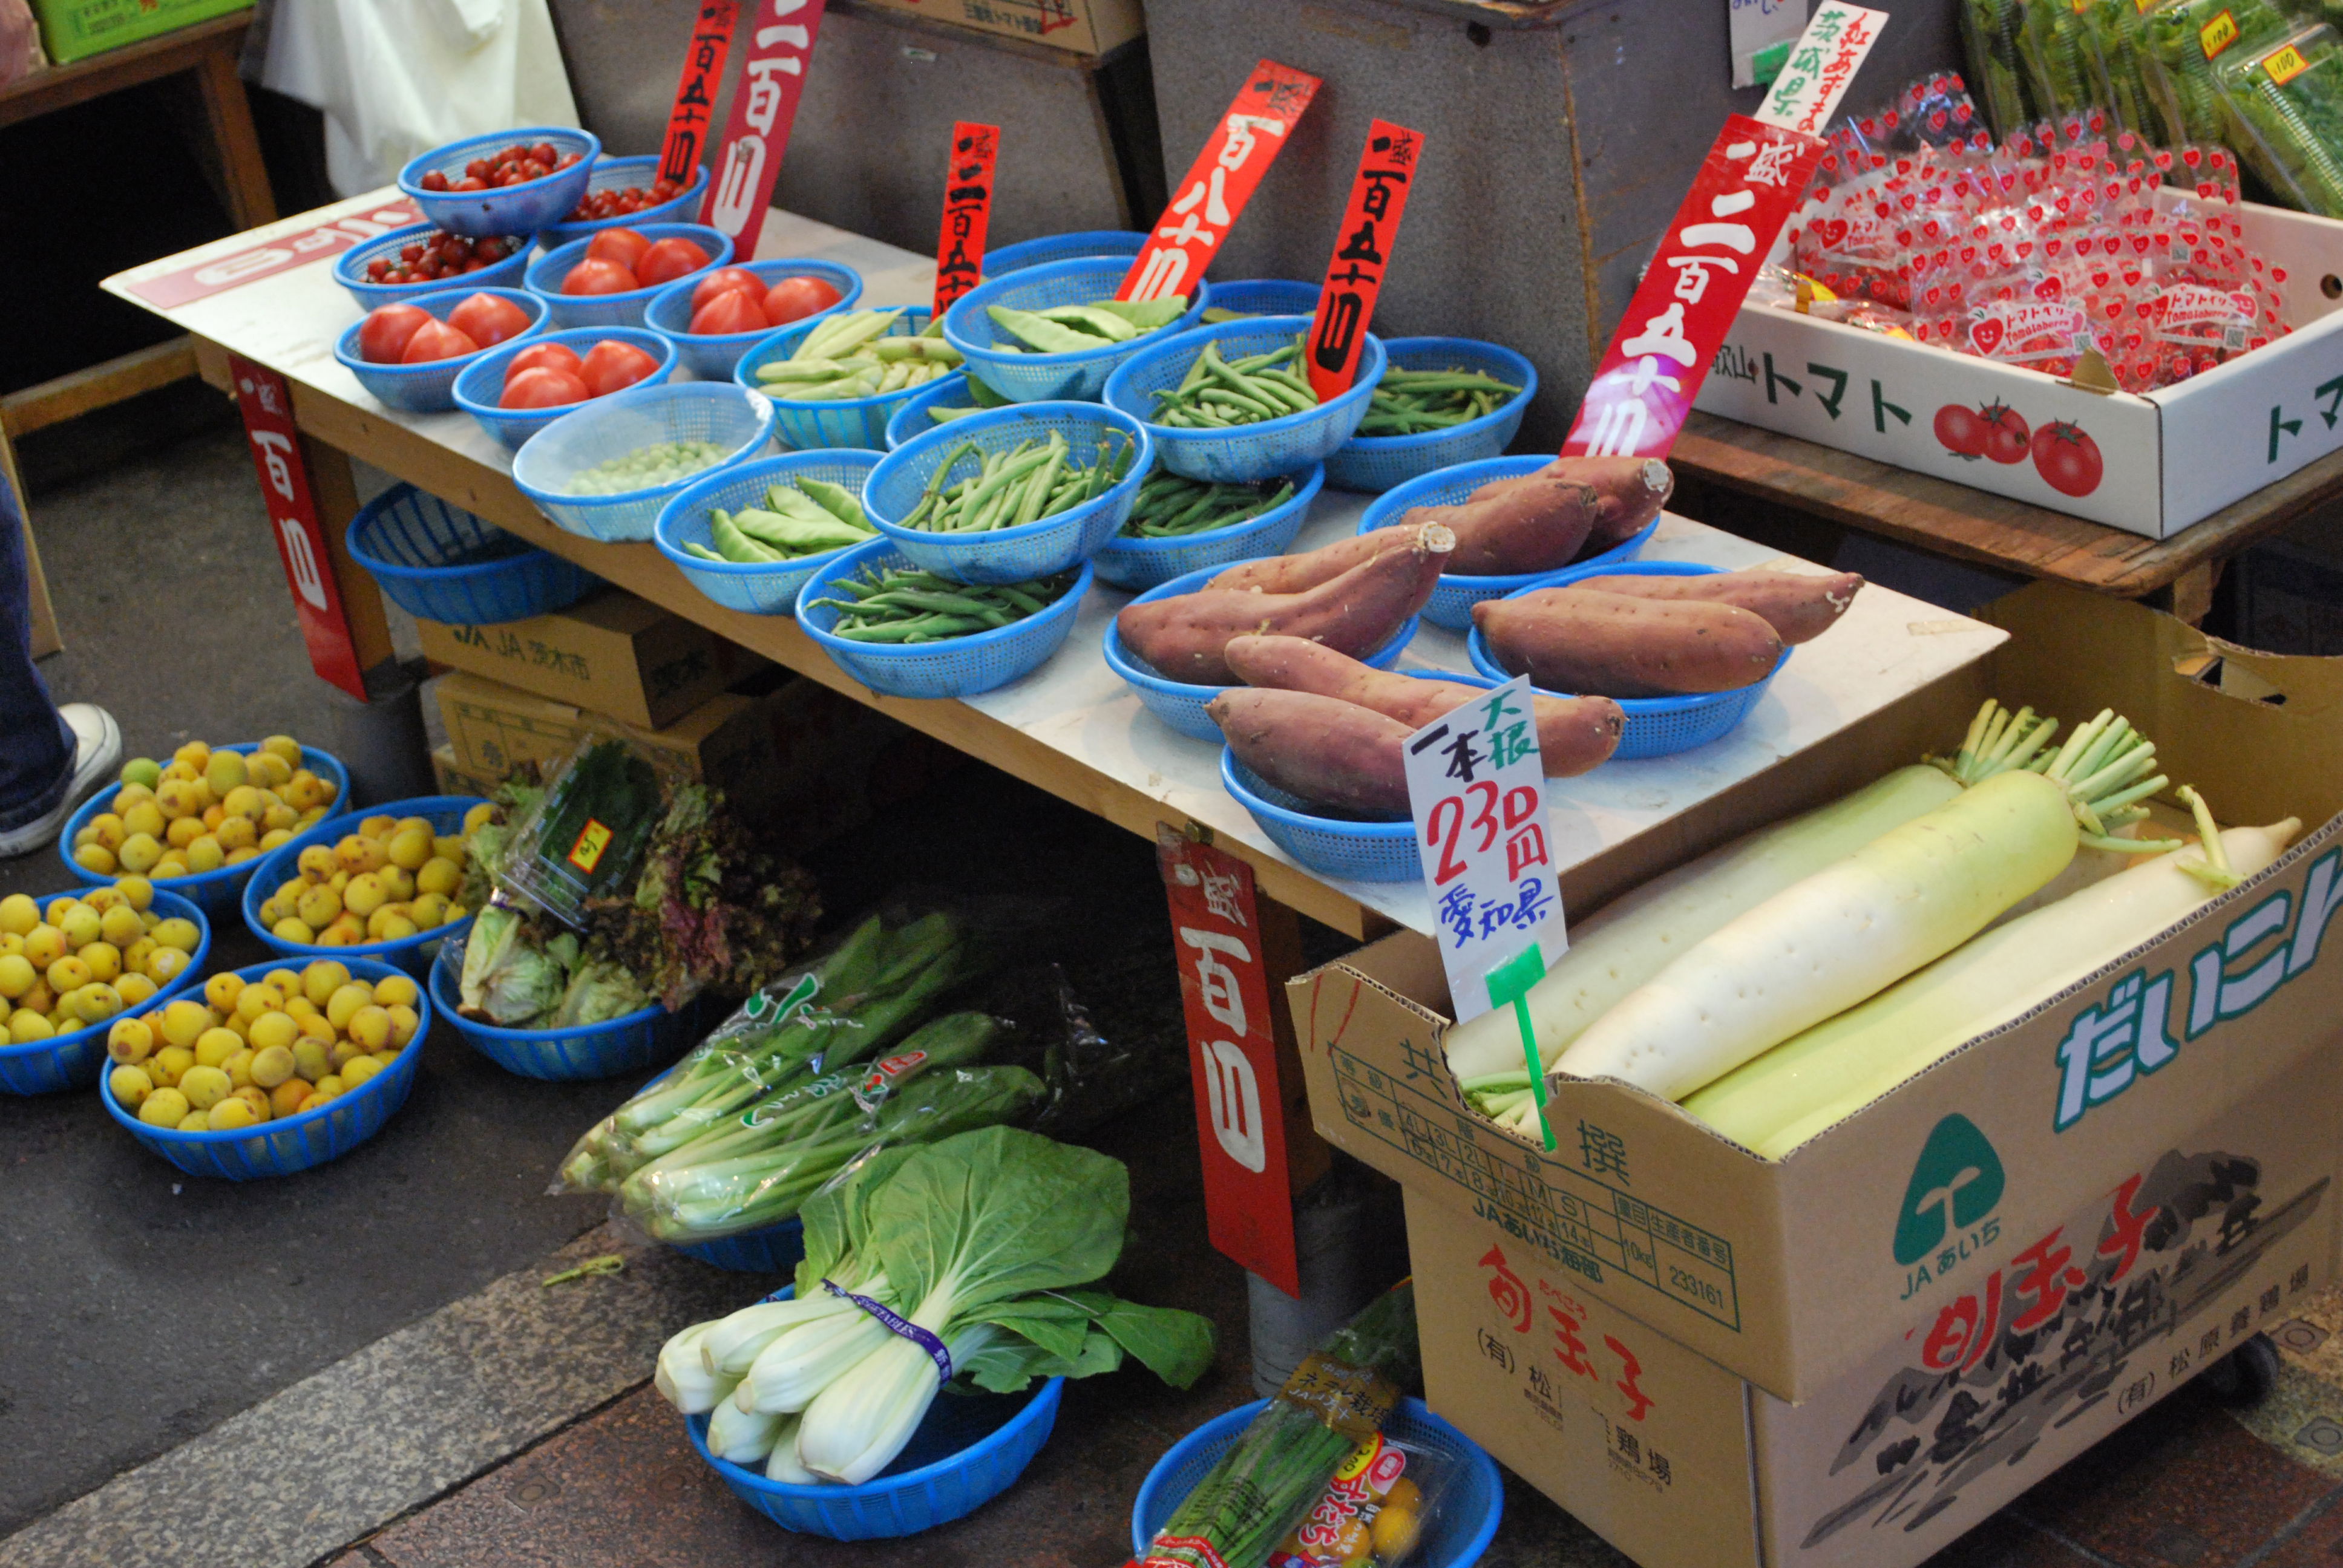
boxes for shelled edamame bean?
[1148,338,1319,428]
[1119,469,1296,538]
[1354,365,1522,436]
[897,432,1132,533]
[808,564,1076,642]
[564,440,734,496]
[753,309,963,401]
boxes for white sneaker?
[0,704,123,859]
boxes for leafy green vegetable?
[1962,0,2037,139]
[499,739,664,928]
[2216,22,2343,214]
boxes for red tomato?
[500,367,591,409]
[562,258,639,296]
[400,319,483,363]
[2030,420,2103,497]
[762,275,844,327]
[691,267,768,312]
[689,290,771,336]
[1981,402,2031,465]
[1932,403,1987,459]
[506,342,585,380]
[580,340,660,397]
[635,237,712,287]
[357,304,431,364]
[446,292,532,348]
[586,227,650,270]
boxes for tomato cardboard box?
[1691,193,2343,538]
[31,0,250,65]
[415,588,767,731]
[1288,581,2343,1403]
[848,0,1142,56]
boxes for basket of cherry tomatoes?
[538,155,710,248]
[334,226,532,312]
[399,128,600,236]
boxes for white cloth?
[261,0,582,198]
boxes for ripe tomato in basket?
[365,232,519,286]
[418,141,582,193]
[358,304,430,364]
[566,177,686,222]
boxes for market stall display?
[646,258,862,380]
[526,223,735,330]
[0,883,209,1094]
[346,483,601,625]
[511,382,776,544]
[332,287,548,411]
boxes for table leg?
[1257,892,1333,1201]
[303,437,396,681]
[2157,560,2224,626]
[194,43,278,230]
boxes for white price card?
[1753,2,1889,135]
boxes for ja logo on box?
[1893,1114,2006,1267]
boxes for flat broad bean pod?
[753,309,964,400]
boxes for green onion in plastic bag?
[1963,0,2039,140]
[2215,22,2343,213]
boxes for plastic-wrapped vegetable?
[2082,0,2174,139]
[1962,0,2037,139]
[2215,22,2343,214]
[2018,0,2105,118]
[2143,0,2296,153]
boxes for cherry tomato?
[562,258,640,296]
[586,227,650,270]
[418,170,450,192]
[762,275,844,327]
[454,177,487,192]
[356,304,431,364]
[447,292,532,348]
[1932,403,1988,459]
[690,290,771,336]
[580,340,660,397]
[634,237,712,288]
[400,319,483,363]
[691,267,768,312]
[1981,402,2031,465]
[500,367,591,409]
[2031,420,2103,497]
[506,342,585,381]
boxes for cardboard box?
[1289,581,2343,1402]
[416,589,766,731]
[31,0,250,64]
[1693,192,2343,538]
[433,670,784,811]
[850,0,1141,55]
[430,745,498,800]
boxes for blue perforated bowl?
[98,957,427,1179]
[1090,464,1323,591]
[1102,563,1417,741]
[0,887,209,1096]
[536,156,709,247]
[400,126,601,236]
[1203,278,1322,317]
[1221,748,1418,883]
[864,403,1149,584]
[736,308,958,452]
[331,286,548,413]
[882,373,994,450]
[347,483,600,624]
[452,325,678,449]
[982,229,1145,276]
[798,539,1091,700]
[513,381,777,543]
[1467,561,1791,759]
[1105,316,1384,484]
[646,259,863,382]
[428,945,700,1080]
[241,797,485,976]
[655,449,885,616]
[333,223,536,313]
[1134,1399,1502,1567]
[667,1217,807,1273]
[526,223,735,329]
[942,258,1210,403]
[1324,337,1538,493]
[1356,455,1659,632]
[60,745,350,919]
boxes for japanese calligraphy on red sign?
[123,201,420,309]
[1307,120,1423,402]
[661,1,739,188]
[1118,59,1321,304]
[931,121,999,318]
[228,358,367,701]
[700,0,828,256]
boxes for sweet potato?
[1205,523,1426,596]
[1208,688,1414,816]
[1222,635,1625,776]
[1473,586,1782,697]
[1119,523,1453,685]
[1470,456,1673,554]
[1576,567,1863,645]
[1395,477,1597,575]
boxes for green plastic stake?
[1484,945,1554,1151]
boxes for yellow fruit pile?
[73,736,341,881]
[106,961,422,1132]
[0,878,199,1044]
[257,802,490,947]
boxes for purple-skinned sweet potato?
[1574,567,1862,645]
[1205,522,1430,596]
[1394,476,1597,575]
[1208,688,1414,815]
[1472,586,1781,697]
[1470,455,1674,554]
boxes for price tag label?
[2263,41,2312,86]
[661,1,739,187]
[228,358,367,702]
[931,121,1000,318]
[1118,59,1322,303]
[1305,119,1423,402]
[1752,2,1887,134]
[700,0,829,256]
[2200,8,2240,59]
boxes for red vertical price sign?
[661,2,738,186]
[931,122,999,318]
[1306,120,1423,402]
[1118,59,1322,303]
[1158,829,1301,1296]
[228,358,366,702]
[700,0,828,257]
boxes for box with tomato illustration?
[1694,195,2343,538]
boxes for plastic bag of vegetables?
[2214,22,2343,217]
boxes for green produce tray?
[32,0,251,66]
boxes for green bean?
[1354,364,1523,437]
[897,434,1129,533]
[808,563,1079,642]
[1149,335,1323,429]
[1117,468,1296,539]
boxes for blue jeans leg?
[0,468,73,834]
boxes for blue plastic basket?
[981,229,1146,276]
[942,258,1211,403]
[331,286,548,413]
[333,222,536,313]
[451,326,679,451]
[0,887,210,1096]
[240,796,486,977]
[863,403,1149,584]
[798,540,1092,700]
[347,483,600,624]
[646,259,864,382]
[1467,561,1792,760]
[1202,278,1322,317]
[882,373,988,450]
[400,126,601,237]
[59,745,351,920]
[1355,455,1660,633]
[1221,748,1420,883]
[428,946,701,1080]
[1323,338,1538,494]
[97,956,428,1180]
[526,223,735,330]
[1090,463,1324,592]
[1133,1398,1503,1567]
[735,307,957,452]
[667,1217,808,1273]
[655,449,886,615]
[1101,563,1418,742]
[513,381,777,543]
[535,156,709,248]
[1104,317,1385,484]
